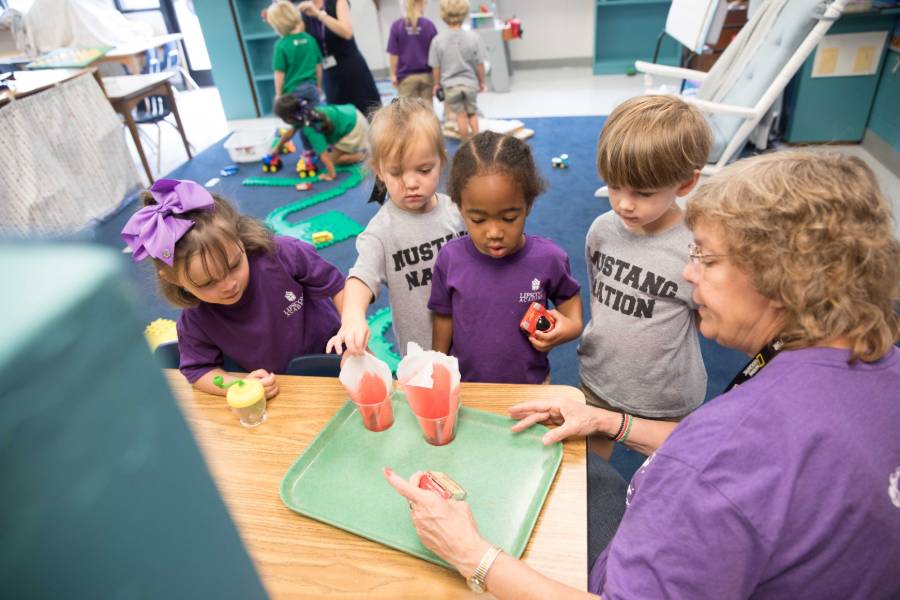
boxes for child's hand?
[528,309,578,353]
[247,369,279,399]
[326,320,371,355]
[390,76,399,88]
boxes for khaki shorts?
[445,85,478,116]
[333,109,369,154]
[580,380,683,423]
[398,72,434,101]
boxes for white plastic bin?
[224,129,274,163]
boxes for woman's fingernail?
[383,467,394,477]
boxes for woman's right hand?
[508,394,606,445]
[325,320,370,355]
[297,1,320,17]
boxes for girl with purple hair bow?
[121,179,345,400]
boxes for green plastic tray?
[280,392,563,569]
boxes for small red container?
[519,302,555,335]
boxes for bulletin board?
[812,31,889,78]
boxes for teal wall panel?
[193,0,259,119]
[784,13,897,144]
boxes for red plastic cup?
[402,363,460,446]
[348,371,394,432]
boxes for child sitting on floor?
[429,131,583,383]
[121,178,345,399]
[272,96,368,181]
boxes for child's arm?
[318,149,337,180]
[431,66,441,96]
[270,126,296,158]
[476,63,486,92]
[193,368,280,399]
[274,69,285,101]
[432,313,453,354]
[332,288,344,315]
[528,294,583,353]
[389,54,399,87]
[326,277,374,355]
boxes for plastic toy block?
[295,182,312,191]
[311,230,334,244]
[144,318,177,352]
[366,306,401,373]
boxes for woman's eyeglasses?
[688,242,728,265]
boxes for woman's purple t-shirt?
[428,235,581,384]
[590,346,900,598]
[387,17,438,81]
[177,236,344,381]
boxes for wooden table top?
[0,68,89,105]
[166,371,587,599]
[101,72,175,101]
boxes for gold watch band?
[468,545,503,592]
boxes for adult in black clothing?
[298,0,382,116]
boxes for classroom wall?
[351,0,596,74]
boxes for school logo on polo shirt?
[283,290,304,317]
[518,278,545,303]
[890,467,900,509]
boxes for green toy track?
[258,164,367,247]
[271,210,363,249]
[366,306,401,373]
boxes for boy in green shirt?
[266,1,323,151]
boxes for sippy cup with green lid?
[214,376,267,427]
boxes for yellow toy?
[311,231,334,244]
[143,318,177,352]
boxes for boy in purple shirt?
[121,179,344,400]
[429,132,582,383]
[387,0,438,101]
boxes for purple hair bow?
[121,179,214,266]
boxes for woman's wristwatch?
[467,545,503,593]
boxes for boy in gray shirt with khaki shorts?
[429,0,486,140]
[579,95,713,459]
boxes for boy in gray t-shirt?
[429,0,486,140]
[578,95,713,458]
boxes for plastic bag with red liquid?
[339,353,394,432]
[396,343,461,446]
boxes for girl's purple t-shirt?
[177,236,344,382]
[428,235,581,384]
[387,17,438,81]
[590,346,900,598]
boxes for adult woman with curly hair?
[384,151,900,598]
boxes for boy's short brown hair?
[440,0,469,25]
[597,95,711,190]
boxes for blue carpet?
[89,116,748,480]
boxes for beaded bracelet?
[619,413,635,444]
[608,412,626,441]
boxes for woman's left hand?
[383,468,492,578]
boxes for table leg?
[120,101,154,184]
[165,82,193,160]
